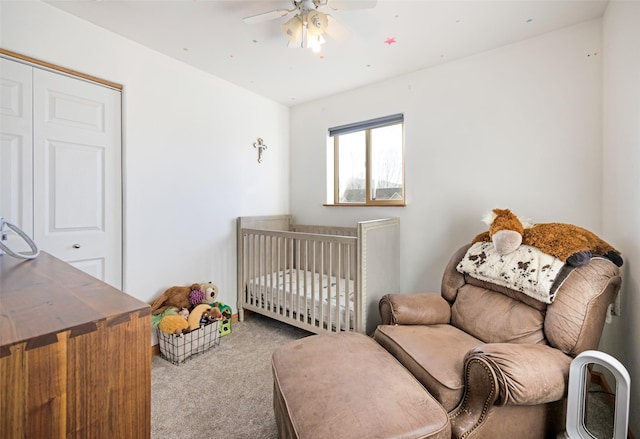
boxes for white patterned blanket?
[456,242,568,304]
[246,268,355,329]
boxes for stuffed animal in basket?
[150,283,202,315]
[200,281,219,305]
[152,307,178,329]
[186,303,223,331]
[158,314,189,334]
[202,306,223,323]
[472,208,623,267]
[199,282,226,319]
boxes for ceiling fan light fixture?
[307,33,325,52]
[282,11,326,51]
[306,10,328,36]
[281,15,303,44]
[245,0,376,50]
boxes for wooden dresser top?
[0,251,150,353]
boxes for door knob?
[73,243,81,249]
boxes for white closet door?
[0,59,34,254]
[32,68,122,288]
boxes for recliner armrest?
[465,343,571,406]
[379,293,451,325]
[450,343,572,439]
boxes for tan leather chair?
[374,244,622,439]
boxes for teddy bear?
[472,208,623,267]
[198,281,225,320]
[199,281,219,305]
[150,283,202,315]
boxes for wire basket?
[156,320,220,365]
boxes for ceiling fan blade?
[328,0,377,11]
[243,9,293,25]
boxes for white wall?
[602,0,640,431]
[1,1,290,310]
[291,20,604,294]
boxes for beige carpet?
[151,314,617,439]
[151,313,310,439]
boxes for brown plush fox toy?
[472,208,623,267]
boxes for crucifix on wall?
[253,138,268,163]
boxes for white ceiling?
[46,0,608,106]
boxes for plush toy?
[472,208,623,267]
[189,289,205,306]
[187,303,222,330]
[216,302,232,320]
[212,306,224,319]
[200,281,219,305]
[150,283,202,315]
[178,308,189,320]
[151,307,178,329]
[158,314,189,334]
[202,306,223,323]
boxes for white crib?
[236,215,400,335]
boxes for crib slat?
[250,233,256,306]
[310,241,322,324]
[243,232,249,304]
[332,242,338,332]
[337,243,343,331]
[344,243,349,330]
[336,243,341,332]
[288,237,294,321]
[327,241,333,331]
[295,238,300,322]
[253,233,257,307]
[347,243,353,330]
[258,234,263,310]
[275,236,281,314]
[268,235,273,312]
[302,239,309,324]
[319,241,325,329]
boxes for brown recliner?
[374,244,622,439]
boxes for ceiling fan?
[243,0,377,51]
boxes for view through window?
[329,114,404,205]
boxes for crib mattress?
[246,268,355,330]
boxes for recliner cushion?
[374,324,482,411]
[451,284,547,345]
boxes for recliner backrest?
[441,244,621,355]
[545,258,621,355]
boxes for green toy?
[216,302,232,337]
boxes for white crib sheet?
[246,268,355,330]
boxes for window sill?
[323,203,406,207]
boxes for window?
[328,114,404,206]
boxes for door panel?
[49,140,104,231]
[33,69,122,288]
[46,90,105,132]
[0,59,33,254]
[71,258,104,280]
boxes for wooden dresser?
[0,252,151,438]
